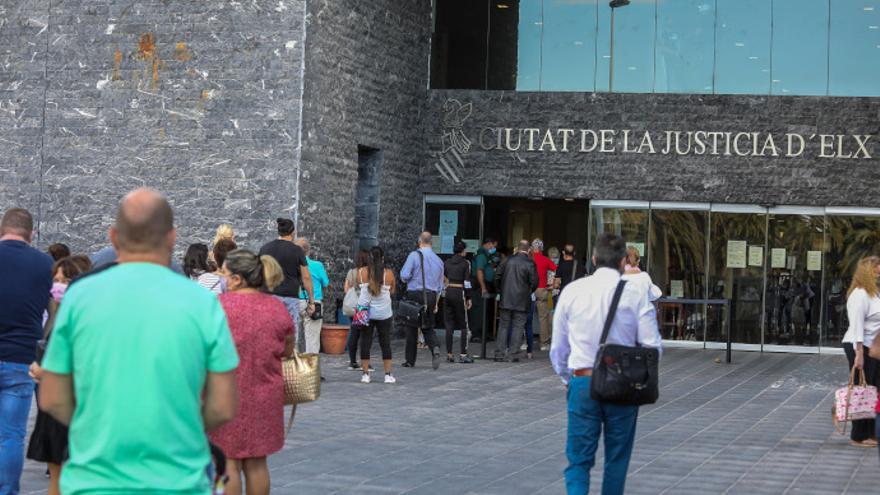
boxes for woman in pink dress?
[210,249,294,495]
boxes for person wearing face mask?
[554,244,587,298]
[470,238,500,344]
[26,255,91,495]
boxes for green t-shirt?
[473,248,499,283]
[42,263,239,495]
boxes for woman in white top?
[841,255,880,447]
[183,243,223,294]
[620,247,662,302]
[358,246,397,384]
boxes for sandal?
[850,439,878,448]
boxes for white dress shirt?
[550,267,662,384]
[621,271,662,302]
[842,288,880,347]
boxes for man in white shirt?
[550,233,662,495]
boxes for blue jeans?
[565,376,638,495]
[276,296,302,351]
[0,362,34,495]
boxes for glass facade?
[589,201,880,352]
[431,0,880,97]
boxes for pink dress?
[209,292,294,458]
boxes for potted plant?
[321,322,349,355]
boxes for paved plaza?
[20,340,880,494]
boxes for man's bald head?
[112,188,175,255]
[418,231,433,246]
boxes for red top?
[533,252,557,289]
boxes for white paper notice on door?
[726,240,747,268]
[770,248,786,268]
[670,280,684,298]
[807,251,822,271]
[626,242,645,257]
[439,210,458,237]
[748,246,764,267]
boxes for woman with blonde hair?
[621,246,662,302]
[842,255,880,448]
[209,249,294,495]
[213,223,235,246]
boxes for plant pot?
[321,323,349,355]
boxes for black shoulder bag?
[590,280,660,406]
[397,251,430,328]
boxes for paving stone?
[19,346,880,494]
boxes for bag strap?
[599,280,628,347]
[285,403,297,436]
[417,250,427,307]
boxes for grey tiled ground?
[21,339,880,494]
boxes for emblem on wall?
[433,99,472,184]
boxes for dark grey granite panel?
[422,91,880,206]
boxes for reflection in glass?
[771,0,829,96]
[655,0,714,94]
[649,209,709,341]
[541,0,598,91]
[516,0,542,91]
[829,0,880,96]
[609,0,656,93]
[589,207,649,259]
[713,0,772,94]
[823,216,880,347]
[764,214,824,346]
[707,212,766,344]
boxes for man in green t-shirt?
[39,188,239,495]
[469,238,500,343]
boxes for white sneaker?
[384,374,396,384]
[540,345,549,351]
[360,373,371,384]
[520,344,528,351]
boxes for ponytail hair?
[224,249,283,292]
[367,245,385,296]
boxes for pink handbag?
[833,367,878,434]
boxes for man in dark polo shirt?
[0,208,53,493]
[259,218,314,350]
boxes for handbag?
[397,250,432,328]
[833,366,878,434]
[342,270,359,317]
[281,351,321,434]
[353,305,370,327]
[590,280,660,406]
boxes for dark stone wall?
[423,91,880,206]
[299,0,432,294]
[0,0,307,254]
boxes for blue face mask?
[487,247,496,255]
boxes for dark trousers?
[444,287,469,355]
[496,308,527,358]
[843,342,879,442]
[404,290,439,365]
[360,318,393,361]
[469,283,496,341]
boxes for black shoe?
[401,362,414,368]
[511,357,520,363]
[432,348,441,370]
[447,356,455,363]
[320,376,326,382]
[493,353,504,362]
[458,355,474,364]
[347,363,360,371]
[471,337,482,343]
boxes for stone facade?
[0,0,307,253]
[423,91,880,206]
[298,0,432,289]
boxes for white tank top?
[359,270,393,320]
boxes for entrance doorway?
[483,197,589,257]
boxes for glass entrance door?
[823,209,880,348]
[708,205,767,347]
[648,204,710,342]
[763,208,825,349]
[423,195,483,259]
[589,200,650,268]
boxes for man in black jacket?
[494,240,539,362]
